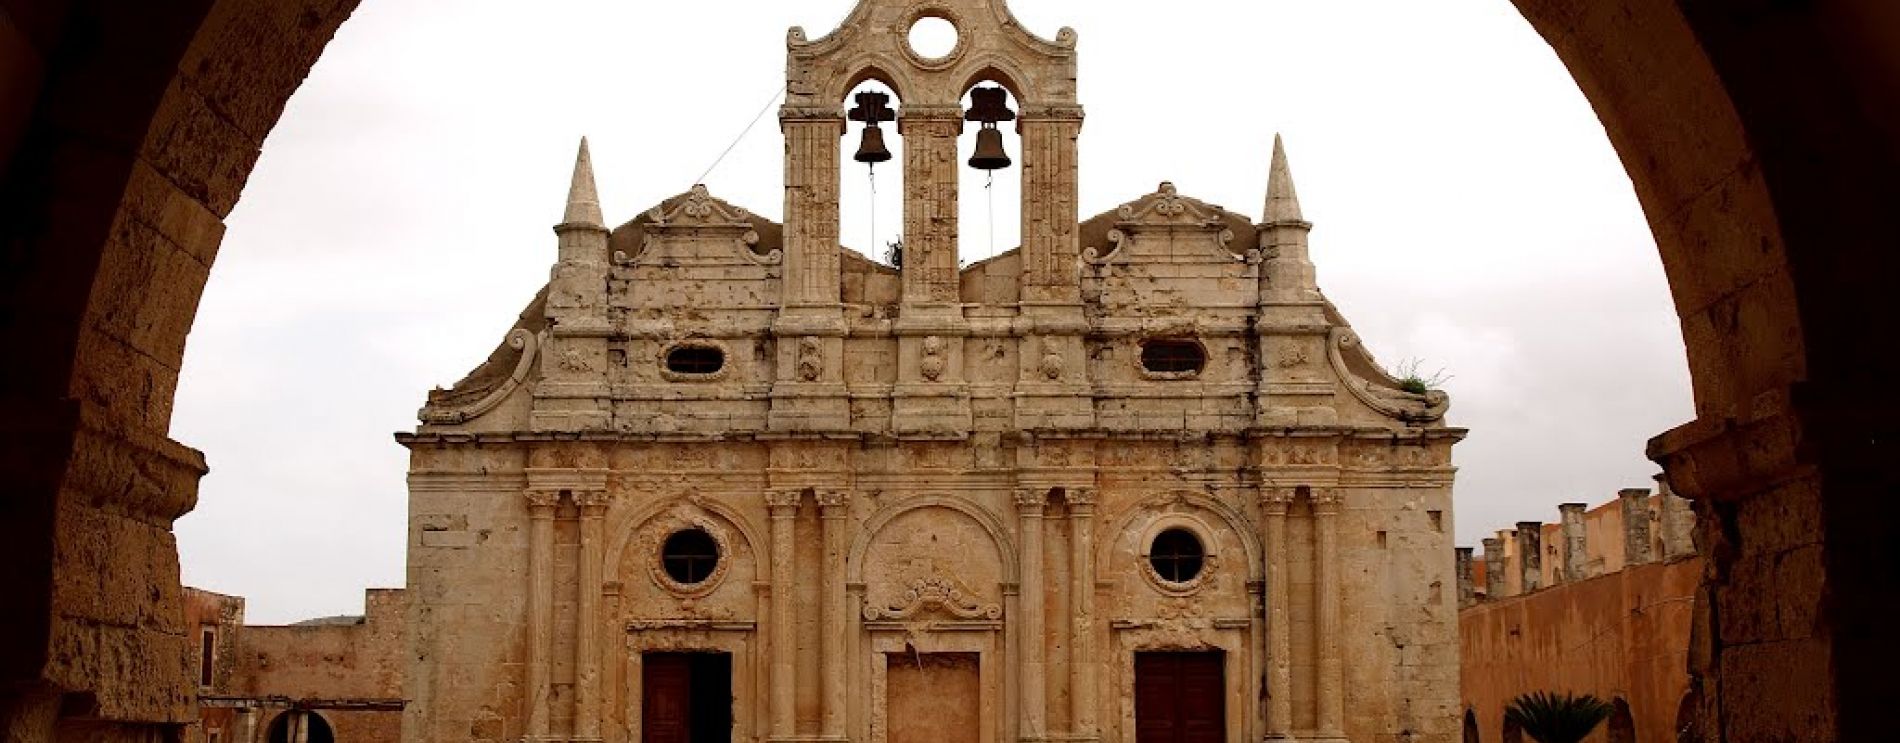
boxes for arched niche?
[606,494,764,618]
[848,494,1015,616]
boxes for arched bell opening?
[957,80,1022,263]
[839,79,906,268]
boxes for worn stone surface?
[179,587,404,743]
[1460,493,1703,743]
[400,3,1462,742]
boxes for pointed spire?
[1264,133,1306,225]
[562,136,604,227]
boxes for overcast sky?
[171,0,1693,624]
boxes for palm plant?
[1504,691,1614,743]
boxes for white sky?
[172,0,1693,623]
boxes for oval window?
[661,528,720,585]
[1149,527,1205,583]
[1140,339,1206,375]
[665,345,724,375]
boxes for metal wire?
[692,82,787,187]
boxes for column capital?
[1259,487,1296,514]
[1014,487,1048,513]
[1067,486,1098,511]
[1018,103,1085,121]
[815,488,851,515]
[1310,487,1341,514]
[765,489,802,514]
[572,488,611,512]
[525,489,563,511]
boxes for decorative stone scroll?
[862,574,1003,621]
[419,329,539,424]
[1081,182,1248,266]
[1328,327,1450,422]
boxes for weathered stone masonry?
[396,2,1464,742]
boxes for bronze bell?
[963,86,1016,171]
[969,125,1011,170]
[855,124,892,164]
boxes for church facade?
[397,2,1463,742]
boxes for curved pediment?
[1082,182,1260,266]
[785,0,1077,107]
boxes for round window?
[661,528,720,585]
[1148,527,1205,584]
[907,16,958,60]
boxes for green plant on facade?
[1394,357,1452,395]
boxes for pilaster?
[522,488,561,740]
[1259,487,1295,741]
[764,488,801,740]
[770,106,851,433]
[1013,486,1048,742]
[1067,486,1099,739]
[572,487,610,742]
[1311,487,1344,740]
[817,489,851,739]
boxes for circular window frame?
[1139,517,1219,595]
[648,521,732,598]
[659,340,731,382]
[1137,337,1209,380]
[899,7,967,70]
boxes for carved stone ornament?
[1013,487,1047,510]
[1328,328,1451,422]
[862,573,1002,621]
[919,335,947,381]
[1037,337,1065,381]
[764,489,802,511]
[524,489,563,510]
[814,489,851,511]
[640,503,736,599]
[1082,182,1238,266]
[572,489,611,511]
[796,337,824,382]
[1310,487,1343,513]
[419,329,538,424]
[1258,487,1295,514]
[1067,486,1099,508]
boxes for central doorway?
[1134,651,1225,743]
[642,652,733,743]
[887,651,981,743]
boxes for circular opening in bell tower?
[907,16,959,60]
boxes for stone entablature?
[400,2,1463,742]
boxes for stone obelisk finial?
[1263,133,1308,226]
[561,136,605,229]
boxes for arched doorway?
[0,2,1895,742]
[265,710,336,743]
[1608,698,1635,743]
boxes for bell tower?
[771,0,1082,434]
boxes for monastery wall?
[1458,489,1701,743]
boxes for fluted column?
[1017,106,1084,305]
[899,105,963,306]
[524,488,561,740]
[1260,488,1294,740]
[1014,487,1047,741]
[766,489,802,739]
[573,488,609,741]
[1067,487,1098,738]
[817,489,851,739]
[1312,488,1344,739]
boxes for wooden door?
[643,654,692,743]
[1134,651,1226,743]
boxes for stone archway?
[2,0,1895,740]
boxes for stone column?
[1620,488,1655,565]
[524,488,561,739]
[1017,106,1084,305]
[765,489,801,740]
[1260,488,1295,740]
[1658,476,1697,560]
[1454,547,1476,608]
[291,711,310,743]
[1481,537,1506,599]
[1014,487,1047,741]
[817,489,850,739]
[573,488,609,741]
[1558,503,1589,583]
[1312,488,1344,739]
[1515,522,1543,593]
[1067,486,1098,738]
[899,105,963,305]
[779,108,844,308]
